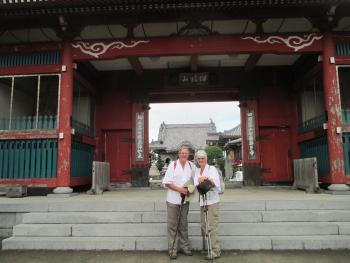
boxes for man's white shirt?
[162,160,194,205]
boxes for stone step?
[22,211,262,224]
[22,210,350,224]
[3,235,350,250]
[2,200,350,213]
[13,222,348,237]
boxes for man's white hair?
[196,150,207,159]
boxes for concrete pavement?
[1,250,350,263]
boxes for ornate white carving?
[72,40,150,58]
[241,33,323,52]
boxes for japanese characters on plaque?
[135,112,144,161]
[246,110,256,160]
[179,72,209,85]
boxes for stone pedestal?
[49,187,75,197]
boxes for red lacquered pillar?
[54,41,74,194]
[322,31,349,191]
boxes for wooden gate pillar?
[240,99,261,186]
[54,41,74,194]
[322,31,349,191]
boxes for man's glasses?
[197,157,205,160]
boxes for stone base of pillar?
[48,187,76,197]
[52,187,74,194]
[243,163,261,186]
[326,184,350,195]
[328,184,350,191]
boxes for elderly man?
[162,146,194,259]
[194,150,221,260]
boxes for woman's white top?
[194,164,221,206]
[162,160,194,205]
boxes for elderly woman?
[194,150,221,260]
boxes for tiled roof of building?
[150,120,216,152]
[222,124,241,138]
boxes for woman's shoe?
[179,249,193,256]
[205,254,220,260]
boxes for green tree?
[205,146,224,165]
[156,155,165,172]
[204,146,225,177]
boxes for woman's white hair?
[196,150,207,159]
[178,146,190,154]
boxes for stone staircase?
[3,199,350,250]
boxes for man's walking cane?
[203,194,213,260]
[197,179,214,260]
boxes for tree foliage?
[205,146,223,165]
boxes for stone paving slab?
[266,200,350,210]
[4,235,350,251]
[2,236,136,250]
[23,212,142,224]
[13,224,72,237]
[262,211,350,222]
[1,250,350,263]
[48,201,155,212]
[14,222,337,237]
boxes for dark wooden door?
[260,128,292,183]
[105,130,131,183]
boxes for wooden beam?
[244,19,264,72]
[244,53,262,72]
[128,57,143,76]
[190,55,198,72]
[73,71,97,95]
[70,33,324,61]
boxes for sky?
[149,102,241,142]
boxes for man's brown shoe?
[169,252,177,260]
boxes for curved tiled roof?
[150,120,216,152]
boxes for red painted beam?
[149,93,239,103]
[71,33,324,61]
[0,179,57,188]
[0,43,62,54]
[191,55,198,72]
[128,57,143,76]
[0,130,58,140]
[150,86,239,95]
[0,177,92,187]
[335,57,350,65]
[0,65,62,75]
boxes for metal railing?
[71,140,94,178]
[0,115,57,130]
[299,136,330,177]
[342,109,350,124]
[0,139,58,179]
